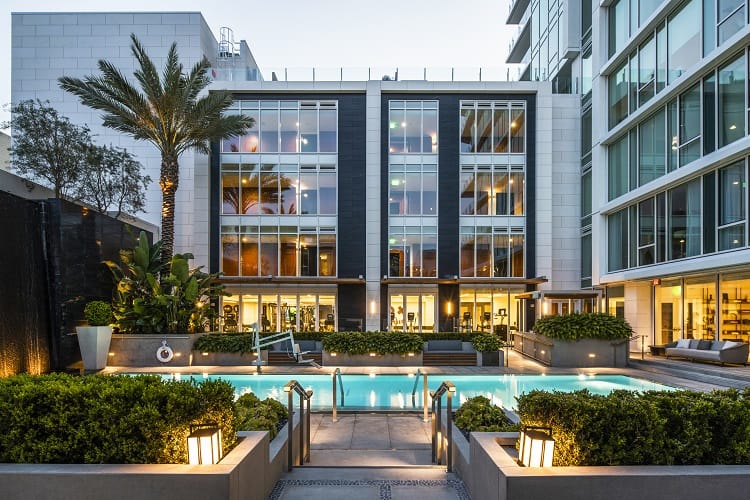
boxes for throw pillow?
[688,339,699,349]
[676,339,690,348]
[697,340,712,350]
[722,341,740,349]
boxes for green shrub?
[321,331,423,355]
[84,300,113,326]
[516,388,750,466]
[453,396,518,433]
[235,393,288,440]
[419,332,474,341]
[193,333,267,353]
[532,313,633,340]
[471,333,503,352]
[0,374,236,464]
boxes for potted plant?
[76,300,113,370]
[472,333,503,367]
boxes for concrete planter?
[480,351,501,367]
[462,431,750,500]
[0,417,304,500]
[513,332,628,367]
[108,333,206,367]
[75,326,112,370]
[192,350,268,366]
[322,351,423,366]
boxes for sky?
[1,0,516,127]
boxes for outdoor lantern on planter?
[518,425,555,467]
[187,424,223,465]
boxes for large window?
[639,110,666,186]
[668,178,702,260]
[222,291,335,333]
[667,0,701,84]
[222,100,337,154]
[460,227,524,278]
[389,101,438,154]
[389,163,437,215]
[718,160,747,250]
[719,53,746,148]
[609,135,629,200]
[460,167,524,216]
[460,101,525,153]
[718,0,746,46]
[388,226,437,277]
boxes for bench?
[422,340,477,366]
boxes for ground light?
[187,424,223,465]
[518,425,555,467]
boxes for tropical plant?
[6,99,92,198]
[105,231,227,334]
[532,313,634,340]
[83,300,112,326]
[59,34,253,268]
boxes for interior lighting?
[518,426,554,467]
[730,124,737,130]
[187,424,222,465]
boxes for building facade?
[11,12,581,333]
[509,0,750,347]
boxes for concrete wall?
[108,333,204,367]
[0,131,9,171]
[513,332,628,367]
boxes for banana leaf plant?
[105,231,227,334]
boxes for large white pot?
[76,326,113,370]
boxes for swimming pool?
[163,373,672,411]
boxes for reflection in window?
[719,160,747,250]
[222,235,239,276]
[638,198,655,265]
[388,227,437,277]
[668,178,701,260]
[679,84,701,167]
[718,54,746,148]
[461,102,525,153]
[460,167,524,216]
[718,0,745,45]
[609,135,629,200]
[461,227,524,277]
[608,208,629,272]
[389,101,438,154]
[667,0,701,84]
[639,110,665,186]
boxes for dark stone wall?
[0,191,51,376]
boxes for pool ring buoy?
[156,340,174,363]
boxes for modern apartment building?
[509,0,750,347]
[11,12,581,334]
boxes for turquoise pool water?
[163,373,672,411]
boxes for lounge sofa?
[665,339,749,365]
[422,340,477,366]
[268,340,323,366]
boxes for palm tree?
[59,34,253,268]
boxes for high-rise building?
[508,0,750,347]
[11,11,581,334]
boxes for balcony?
[506,0,531,24]
[210,67,262,82]
[506,21,530,64]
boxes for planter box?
[464,431,750,500]
[76,326,112,370]
[480,351,502,367]
[109,333,206,367]
[192,350,268,366]
[322,351,422,366]
[513,332,627,367]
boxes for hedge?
[193,331,326,353]
[532,313,633,340]
[0,374,237,464]
[516,388,750,466]
[453,396,519,434]
[321,331,424,354]
[235,393,288,440]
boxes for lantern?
[518,425,554,467]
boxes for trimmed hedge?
[321,331,424,354]
[516,388,750,466]
[532,313,633,340]
[0,374,237,464]
[454,396,518,434]
[235,393,288,440]
[193,331,326,353]
[471,333,504,352]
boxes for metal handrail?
[332,368,345,422]
[430,380,456,472]
[411,369,429,422]
[283,380,313,470]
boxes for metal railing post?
[430,381,456,471]
[436,395,443,464]
[284,380,314,470]
[332,371,338,422]
[286,385,294,471]
[305,390,312,462]
[423,373,429,422]
[298,389,304,466]
[430,390,437,463]
[447,388,453,472]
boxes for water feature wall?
[0,192,151,375]
[0,192,51,376]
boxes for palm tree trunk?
[159,153,180,273]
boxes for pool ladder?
[411,369,429,422]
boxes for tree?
[75,144,151,218]
[59,34,253,269]
[6,99,92,198]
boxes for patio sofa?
[664,339,749,365]
[422,340,477,366]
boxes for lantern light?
[518,426,555,467]
[187,424,223,465]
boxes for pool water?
[163,373,672,411]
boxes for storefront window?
[388,290,436,332]
[684,278,716,340]
[458,288,520,338]
[655,280,682,344]
[221,291,336,333]
[720,273,750,342]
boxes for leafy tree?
[6,99,91,198]
[76,144,151,218]
[59,34,253,269]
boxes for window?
[389,226,437,277]
[461,102,525,153]
[718,54,746,148]
[639,110,665,186]
[718,160,747,250]
[389,101,438,154]
[609,135,629,200]
[678,84,701,167]
[638,198,655,265]
[609,62,629,128]
[638,35,656,106]
[668,178,701,260]
[667,0,701,84]
[460,166,524,216]
[608,208,629,271]
[718,0,746,46]
[461,227,524,277]
[581,171,592,228]
[389,164,438,216]
[608,0,628,58]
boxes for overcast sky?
[1,0,516,127]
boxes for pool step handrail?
[430,380,456,472]
[284,380,313,470]
[411,369,429,422]
[332,368,345,422]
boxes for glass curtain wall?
[458,288,521,337]
[222,292,336,333]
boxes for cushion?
[710,341,725,351]
[675,339,690,348]
[688,339,699,349]
[427,340,463,351]
[697,340,712,350]
[722,341,742,350]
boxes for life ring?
[156,340,174,363]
